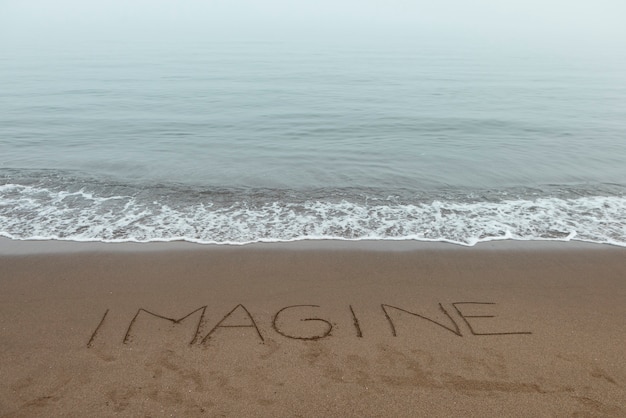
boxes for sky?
[1,0,626,52]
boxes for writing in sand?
[87,302,532,348]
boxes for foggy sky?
[2,0,625,52]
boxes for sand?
[0,239,625,417]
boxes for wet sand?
[1,239,625,416]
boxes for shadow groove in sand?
[13,377,73,415]
[86,308,109,348]
[444,376,546,394]
[382,303,462,337]
[201,304,264,344]
[272,305,333,341]
[452,302,533,336]
[123,306,208,345]
[572,396,624,416]
[87,302,532,348]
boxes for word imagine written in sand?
[87,302,531,348]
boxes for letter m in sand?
[123,306,207,345]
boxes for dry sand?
[0,239,625,417]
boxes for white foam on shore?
[1,184,626,247]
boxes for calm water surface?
[1,39,626,245]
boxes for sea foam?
[1,183,625,246]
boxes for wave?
[1,180,625,246]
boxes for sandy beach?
[0,239,625,416]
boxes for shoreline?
[1,238,625,416]
[1,235,623,255]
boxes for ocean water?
[1,39,626,246]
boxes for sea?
[1,38,626,246]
